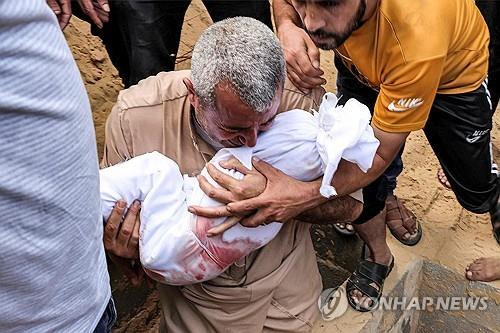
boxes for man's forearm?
[272,0,302,31]
[296,153,391,206]
[332,129,410,196]
[297,195,363,224]
[293,143,402,223]
[296,155,391,224]
[331,154,390,196]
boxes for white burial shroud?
[99,93,379,285]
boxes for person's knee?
[352,176,388,224]
[350,199,364,222]
[353,198,385,224]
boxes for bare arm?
[292,126,409,204]
[289,129,409,225]
[272,0,325,90]
[190,158,362,234]
[273,0,302,29]
[297,195,363,224]
[292,138,397,224]
[189,126,409,227]
[333,128,409,195]
[303,129,410,225]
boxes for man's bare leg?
[350,209,393,308]
[465,257,500,282]
[354,209,393,263]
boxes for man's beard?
[193,108,226,148]
[307,0,366,50]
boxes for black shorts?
[351,82,499,224]
[423,83,499,213]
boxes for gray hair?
[191,17,286,113]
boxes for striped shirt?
[0,1,110,332]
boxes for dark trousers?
[73,0,273,87]
[424,83,499,213]
[93,298,116,333]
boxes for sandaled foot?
[385,195,422,246]
[437,168,451,189]
[346,256,394,312]
[465,257,500,282]
[333,222,356,236]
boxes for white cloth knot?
[316,92,380,198]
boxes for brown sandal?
[385,196,422,246]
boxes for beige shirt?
[102,70,326,332]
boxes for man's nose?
[240,128,258,147]
[302,5,327,33]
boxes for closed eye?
[219,126,240,133]
[320,0,341,8]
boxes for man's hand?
[104,200,144,286]
[190,157,325,229]
[47,0,72,29]
[228,158,324,227]
[277,21,325,92]
[188,157,267,218]
[77,0,110,29]
[104,199,140,259]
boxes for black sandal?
[346,251,394,312]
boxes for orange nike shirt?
[336,0,489,132]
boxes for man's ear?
[183,78,199,107]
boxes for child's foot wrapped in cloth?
[99,93,379,285]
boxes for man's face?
[198,84,282,148]
[291,0,366,50]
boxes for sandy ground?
[64,1,499,331]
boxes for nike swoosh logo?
[465,129,490,143]
[388,98,424,112]
[466,136,481,143]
